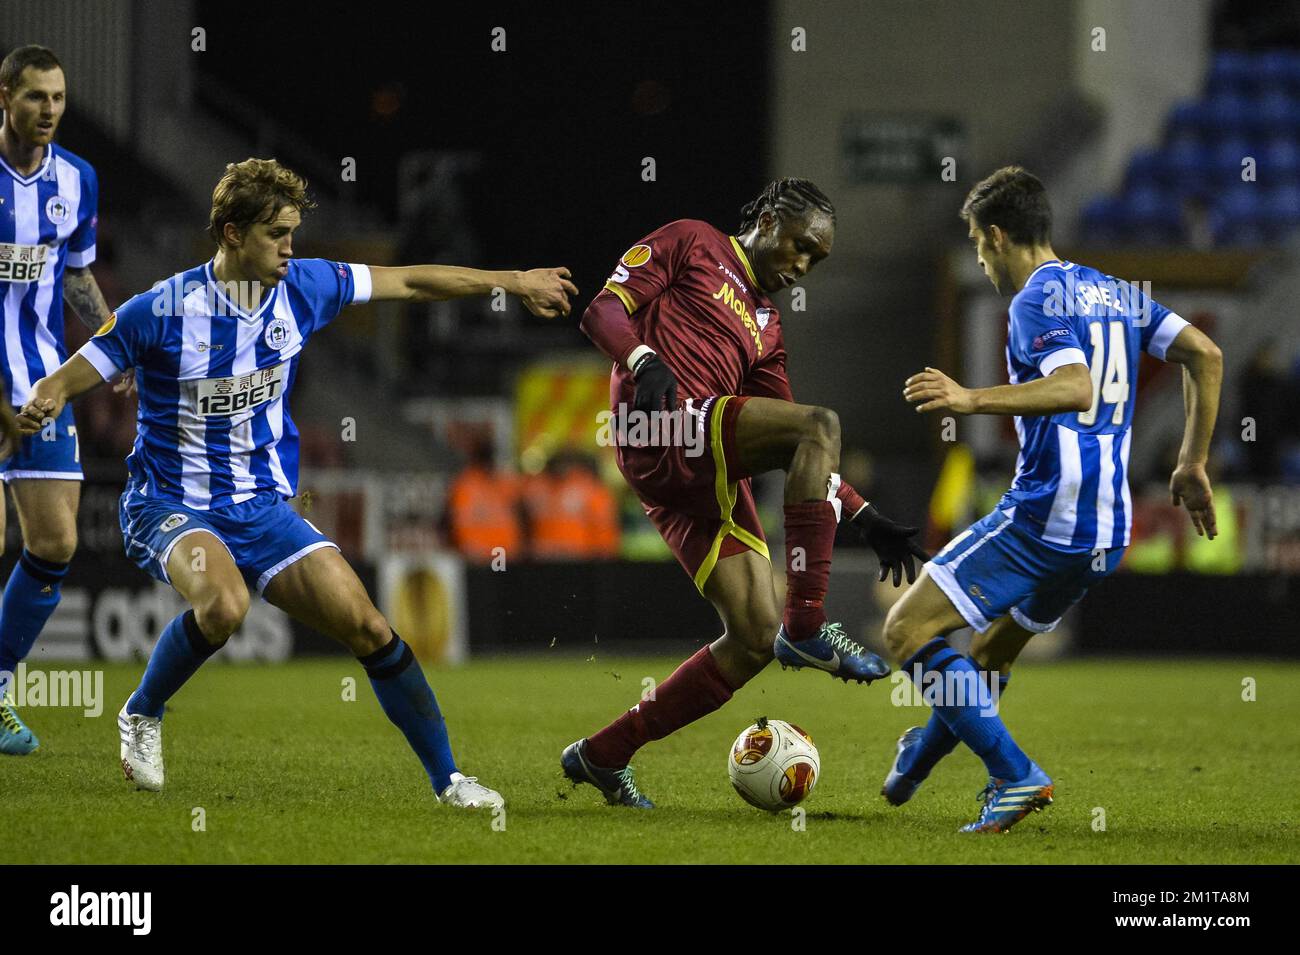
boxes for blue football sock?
[0,550,70,694]
[902,639,1029,781]
[360,632,458,793]
[898,664,1010,780]
[127,610,221,718]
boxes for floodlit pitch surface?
[7,656,1297,864]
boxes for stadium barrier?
[7,478,1295,662]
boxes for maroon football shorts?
[614,394,769,593]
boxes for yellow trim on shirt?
[728,236,759,288]
[602,280,637,314]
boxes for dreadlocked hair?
[738,178,835,233]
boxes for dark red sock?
[585,645,734,768]
[835,479,867,521]
[783,500,838,643]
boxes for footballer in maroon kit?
[561,178,927,807]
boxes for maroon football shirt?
[591,219,792,407]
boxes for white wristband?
[626,344,655,373]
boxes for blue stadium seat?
[1211,184,1268,246]
[1165,135,1213,195]
[1092,52,1300,247]
[1125,149,1169,189]
[1205,94,1252,134]
[1264,136,1300,177]
[1122,185,1184,245]
[1258,50,1300,92]
[1169,100,1212,137]
[1206,50,1255,96]
[1080,195,1123,240]
[1266,182,1300,226]
[1251,89,1300,135]
[1212,136,1258,178]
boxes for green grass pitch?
[7,655,1298,864]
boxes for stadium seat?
[1258,49,1300,92]
[1210,184,1268,246]
[1205,93,1253,134]
[1079,195,1126,244]
[1164,135,1214,196]
[1119,185,1184,245]
[1125,149,1169,190]
[1251,89,1300,135]
[1266,182,1300,226]
[1264,136,1300,177]
[1169,99,1213,138]
[1212,136,1258,180]
[1067,51,1300,247]
[1205,50,1254,97]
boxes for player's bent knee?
[804,406,840,452]
[881,602,914,660]
[346,607,391,656]
[731,609,780,659]
[195,588,250,644]
[717,630,772,674]
[27,532,77,565]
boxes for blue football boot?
[561,739,654,808]
[881,726,928,806]
[774,621,891,684]
[0,693,39,755]
[959,763,1054,833]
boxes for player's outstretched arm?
[1163,325,1223,539]
[15,355,106,436]
[367,265,578,317]
[903,363,1092,416]
[63,268,139,397]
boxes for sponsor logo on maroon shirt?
[712,281,763,355]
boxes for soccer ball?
[728,717,820,811]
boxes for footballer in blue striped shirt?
[18,157,577,810]
[0,45,121,757]
[880,166,1222,832]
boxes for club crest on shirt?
[159,513,189,533]
[756,307,772,331]
[45,195,70,225]
[264,317,291,350]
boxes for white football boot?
[118,704,164,791]
[438,772,504,809]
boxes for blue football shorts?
[927,508,1125,633]
[119,487,338,595]
[0,404,83,481]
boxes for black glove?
[849,503,930,587]
[632,353,678,414]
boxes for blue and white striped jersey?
[997,260,1189,550]
[0,143,97,405]
[78,258,371,510]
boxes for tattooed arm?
[63,266,112,333]
[63,267,135,395]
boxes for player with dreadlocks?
[562,178,928,806]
